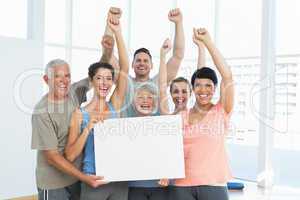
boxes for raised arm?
[159,39,172,115]
[65,109,99,162]
[194,28,234,113]
[108,14,129,111]
[193,28,206,69]
[100,7,122,82]
[166,8,185,83]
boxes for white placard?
[93,115,185,182]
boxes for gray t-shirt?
[121,75,159,117]
[31,78,89,190]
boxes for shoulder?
[178,109,189,125]
[32,95,48,115]
[151,75,159,84]
[213,102,232,121]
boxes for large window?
[273,0,300,187]
[72,0,128,49]
[45,0,66,44]
[0,0,27,39]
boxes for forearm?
[110,54,120,81]
[111,31,129,110]
[166,22,185,83]
[173,21,185,59]
[104,24,113,36]
[197,44,206,69]
[65,128,90,162]
[115,31,129,75]
[159,55,169,114]
[100,24,114,63]
[45,152,86,181]
[205,40,232,81]
[100,49,113,63]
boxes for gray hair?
[45,59,69,77]
[135,83,158,96]
[134,83,159,114]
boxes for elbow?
[44,151,58,166]
[65,152,76,163]
[64,149,76,162]
[174,50,185,60]
[223,70,233,82]
[45,156,55,166]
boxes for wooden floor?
[10,196,37,200]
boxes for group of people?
[31,7,234,200]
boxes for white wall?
[0,37,44,199]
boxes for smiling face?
[133,89,156,116]
[193,78,215,106]
[44,64,71,100]
[170,81,191,111]
[132,52,153,78]
[91,68,114,98]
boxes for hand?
[107,15,121,34]
[158,179,169,187]
[108,7,122,19]
[168,8,183,23]
[101,35,114,50]
[193,28,212,44]
[87,114,100,131]
[193,28,205,48]
[160,38,172,56]
[83,175,108,188]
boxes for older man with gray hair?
[31,59,106,200]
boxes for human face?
[193,78,215,106]
[133,89,156,116]
[91,68,113,98]
[132,52,152,77]
[171,81,191,111]
[44,64,71,100]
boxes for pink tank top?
[175,103,232,186]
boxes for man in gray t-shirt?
[31,59,105,200]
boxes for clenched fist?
[160,38,172,56]
[101,35,114,50]
[193,28,212,44]
[107,15,121,33]
[108,7,122,19]
[168,8,183,23]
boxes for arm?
[166,8,185,83]
[31,113,105,188]
[108,14,129,111]
[159,39,172,115]
[64,109,99,162]
[70,78,90,105]
[100,7,122,82]
[193,28,206,69]
[195,28,234,113]
[44,150,106,188]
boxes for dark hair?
[133,48,152,60]
[170,77,192,93]
[191,67,218,87]
[88,62,114,80]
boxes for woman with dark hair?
[168,30,206,114]
[64,13,129,200]
[167,28,234,200]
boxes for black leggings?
[128,187,168,200]
[168,185,229,200]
